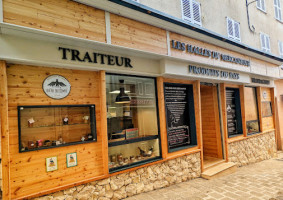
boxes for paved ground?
[125,151,283,200]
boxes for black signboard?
[164,83,197,152]
[226,88,243,137]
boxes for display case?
[18,105,96,152]
[106,74,161,172]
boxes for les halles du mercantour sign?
[171,40,250,67]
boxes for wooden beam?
[257,87,263,132]
[99,71,109,176]
[275,97,282,150]
[271,88,277,147]
[0,61,10,199]
[193,80,203,172]
[157,77,168,159]
[240,85,247,137]
[213,86,222,158]
[220,83,229,162]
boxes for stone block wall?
[228,131,277,167]
[34,152,201,200]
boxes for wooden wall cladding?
[3,0,106,42]
[261,87,275,131]
[110,14,168,55]
[7,65,105,199]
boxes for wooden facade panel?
[110,14,167,55]
[3,0,106,42]
[7,65,105,199]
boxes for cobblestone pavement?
[125,151,283,200]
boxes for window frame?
[260,32,271,53]
[106,73,162,173]
[181,0,202,27]
[226,17,241,42]
[244,86,260,135]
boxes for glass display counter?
[18,105,96,152]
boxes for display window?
[18,105,97,152]
[106,74,161,172]
[244,87,260,134]
[164,83,197,152]
[226,88,243,137]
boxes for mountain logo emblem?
[43,75,71,99]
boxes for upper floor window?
[226,17,241,42]
[279,41,283,57]
[260,33,271,53]
[181,0,202,26]
[274,0,282,21]
[257,0,266,12]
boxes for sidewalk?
[125,152,283,200]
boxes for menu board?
[164,83,191,150]
[226,89,238,136]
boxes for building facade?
[0,0,282,199]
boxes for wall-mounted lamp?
[246,0,258,33]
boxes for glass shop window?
[106,74,161,173]
[18,105,97,152]
[244,87,260,134]
[226,88,243,137]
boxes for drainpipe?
[246,0,258,33]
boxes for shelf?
[20,139,97,153]
[23,123,89,129]
[108,135,158,147]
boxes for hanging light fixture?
[115,80,131,104]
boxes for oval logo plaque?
[43,75,71,99]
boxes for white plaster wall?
[139,0,283,58]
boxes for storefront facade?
[0,0,282,199]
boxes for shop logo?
[43,75,71,99]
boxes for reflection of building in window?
[244,87,259,134]
[262,101,273,117]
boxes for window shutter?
[192,0,202,26]
[227,18,234,39]
[261,0,266,11]
[182,0,192,22]
[257,0,261,8]
[279,41,283,57]
[265,35,271,53]
[277,0,282,21]
[234,22,241,41]
[275,0,279,19]
[260,33,266,51]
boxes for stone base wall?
[228,131,277,167]
[34,152,201,200]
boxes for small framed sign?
[66,152,78,168]
[43,75,71,99]
[46,156,58,172]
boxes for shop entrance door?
[200,84,224,168]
